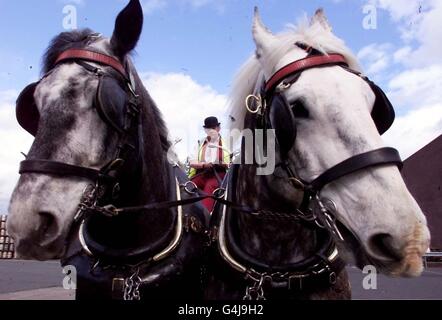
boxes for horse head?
[229,8,430,278]
[6,0,166,261]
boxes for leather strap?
[309,147,403,192]
[55,49,128,79]
[20,160,114,182]
[265,54,348,93]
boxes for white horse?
[225,8,430,281]
[204,8,430,301]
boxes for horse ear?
[310,8,332,32]
[111,0,144,57]
[252,7,276,58]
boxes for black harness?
[207,165,345,300]
[14,44,404,300]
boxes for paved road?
[0,260,64,294]
[0,260,441,300]
[348,266,442,300]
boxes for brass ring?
[213,188,226,199]
[245,94,262,114]
[184,181,198,195]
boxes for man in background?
[188,117,230,212]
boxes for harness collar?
[211,164,345,296]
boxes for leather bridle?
[258,45,403,208]
[18,48,142,233]
[19,49,137,173]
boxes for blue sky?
[0,0,400,93]
[0,0,441,213]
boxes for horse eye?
[291,100,309,118]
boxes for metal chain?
[124,271,142,301]
[313,196,345,242]
[74,184,99,222]
[242,265,335,298]
[183,181,317,223]
[243,286,265,300]
[251,209,316,222]
[243,274,269,300]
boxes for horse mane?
[126,60,171,152]
[127,60,172,201]
[228,17,363,131]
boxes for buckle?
[112,278,125,300]
[184,215,204,234]
[190,216,204,233]
[329,271,337,285]
[288,274,308,291]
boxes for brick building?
[0,215,15,259]
[402,135,442,250]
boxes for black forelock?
[42,29,97,75]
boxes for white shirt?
[203,137,221,164]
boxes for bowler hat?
[203,117,221,128]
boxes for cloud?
[59,0,85,6]
[393,46,412,64]
[387,65,442,110]
[142,0,167,15]
[182,0,223,8]
[138,0,229,15]
[369,0,442,67]
[407,2,442,66]
[357,1,442,158]
[368,0,421,22]
[140,72,228,161]
[141,0,228,14]
[357,43,393,76]
[384,104,442,159]
[184,0,213,8]
[0,90,34,214]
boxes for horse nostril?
[38,211,58,243]
[368,233,403,261]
